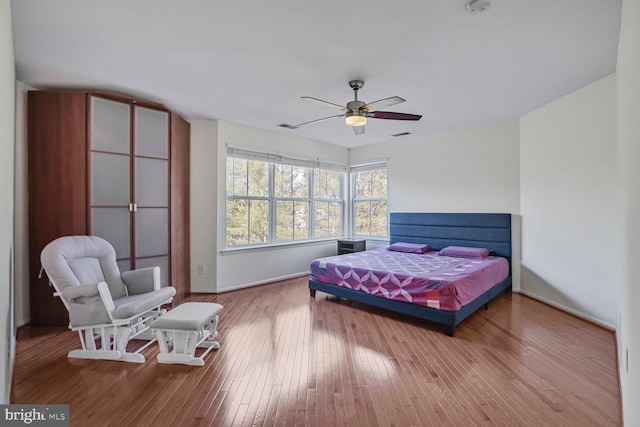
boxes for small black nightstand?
[337,238,366,255]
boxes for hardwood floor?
[11,277,621,426]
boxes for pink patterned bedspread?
[310,249,509,311]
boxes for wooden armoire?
[28,90,190,326]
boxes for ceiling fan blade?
[353,125,365,135]
[301,96,346,111]
[368,111,422,121]
[295,114,344,127]
[363,96,405,112]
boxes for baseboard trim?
[195,272,310,294]
[516,289,616,331]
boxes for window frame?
[311,168,344,240]
[225,155,271,246]
[225,147,346,248]
[273,162,312,242]
[350,162,389,239]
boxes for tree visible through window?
[226,148,345,247]
[352,164,388,237]
[274,164,310,241]
[313,169,342,238]
[226,156,269,245]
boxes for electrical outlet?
[198,264,205,275]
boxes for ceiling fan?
[289,80,422,135]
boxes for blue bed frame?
[309,212,512,336]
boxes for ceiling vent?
[278,123,298,129]
[392,132,412,137]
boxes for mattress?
[310,248,509,311]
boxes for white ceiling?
[11,0,622,148]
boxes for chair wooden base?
[67,309,166,363]
[68,349,146,363]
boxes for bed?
[308,212,512,336]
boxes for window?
[351,163,388,238]
[226,156,270,246]
[313,169,342,238]
[274,164,310,241]
[226,148,345,247]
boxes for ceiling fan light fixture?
[345,112,367,127]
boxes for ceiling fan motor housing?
[347,100,366,112]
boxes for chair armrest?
[63,282,114,327]
[122,266,161,295]
[96,282,116,320]
[61,283,100,300]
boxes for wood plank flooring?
[11,276,621,426]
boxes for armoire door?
[132,105,170,286]
[89,96,133,273]
[89,96,170,285]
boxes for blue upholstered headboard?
[389,213,512,259]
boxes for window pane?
[231,158,248,196]
[354,201,371,235]
[371,169,387,198]
[370,201,388,236]
[327,171,341,199]
[226,199,249,245]
[226,199,269,246]
[274,164,291,198]
[293,201,309,240]
[275,164,310,198]
[226,156,234,196]
[355,171,371,198]
[314,201,341,238]
[249,200,269,244]
[328,202,342,237]
[275,201,293,241]
[291,166,309,198]
[314,201,329,239]
[248,160,269,197]
[314,169,327,199]
[327,202,342,237]
[276,200,309,241]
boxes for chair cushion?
[41,235,128,299]
[150,302,223,331]
[113,287,176,319]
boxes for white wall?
[189,121,349,292]
[349,120,520,213]
[190,119,219,293]
[350,119,522,288]
[519,74,619,327]
[14,81,32,327]
[0,0,15,404]
[617,0,640,423]
[350,120,521,214]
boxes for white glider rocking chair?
[41,235,176,363]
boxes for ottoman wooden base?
[150,302,223,366]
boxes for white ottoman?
[150,302,223,366]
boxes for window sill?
[220,238,340,256]
[353,236,390,242]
